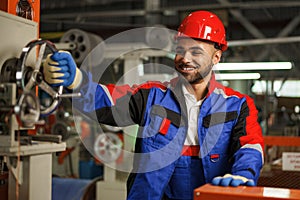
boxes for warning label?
[282,152,300,171]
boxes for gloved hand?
[43,51,82,89]
[211,174,255,187]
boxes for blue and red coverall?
[74,72,264,200]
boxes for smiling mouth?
[178,64,199,71]
[182,67,195,71]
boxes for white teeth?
[183,68,194,71]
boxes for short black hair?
[214,43,222,50]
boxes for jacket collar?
[206,72,219,98]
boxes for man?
[43,10,264,200]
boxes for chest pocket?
[146,105,184,148]
[202,111,238,128]
[150,105,183,130]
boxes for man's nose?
[182,51,192,62]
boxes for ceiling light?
[215,73,261,80]
[213,62,292,71]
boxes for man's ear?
[213,50,222,65]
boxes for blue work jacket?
[74,73,264,200]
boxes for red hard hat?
[177,11,228,51]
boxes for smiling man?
[174,37,222,100]
[43,10,264,200]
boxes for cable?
[16,128,21,200]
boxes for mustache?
[178,63,200,69]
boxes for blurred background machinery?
[0,10,67,200]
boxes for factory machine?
[0,10,80,200]
[0,9,101,199]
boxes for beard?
[176,61,214,84]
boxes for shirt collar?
[182,85,203,106]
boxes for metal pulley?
[94,133,122,163]
[51,110,77,141]
[145,25,172,50]
[60,29,105,65]
[51,122,72,141]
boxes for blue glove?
[211,174,255,187]
[43,51,82,89]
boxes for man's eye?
[175,49,184,55]
[191,51,202,55]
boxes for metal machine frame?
[0,11,67,200]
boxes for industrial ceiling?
[39,0,300,79]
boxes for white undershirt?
[182,85,203,145]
